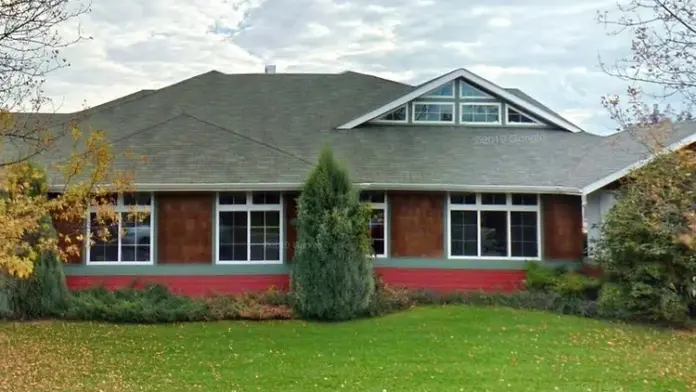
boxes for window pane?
[123,192,151,206]
[372,240,385,256]
[481,193,507,205]
[450,211,477,256]
[121,214,151,246]
[511,211,538,257]
[461,104,500,123]
[219,211,248,261]
[89,212,118,262]
[233,245,247,261]
[508,107,537,124]
[451,193,476,205]
[414,103,453,122]
[481,211,508,257]
[219,192,247,205]
[512,194,538,205]
[136,246,150,262]
[425,82,454,97]
[369,209,386,255]
[265,245,280,261]
[360,191,385,203]
[244,211,282,261]
[250,227,265,244]
[250,245,264,261]
[252,192,281,205]
[379,106,406,121]
[460,82,489,98]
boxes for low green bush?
[66,285,209,323]
[551,272,602,300]
[365,274,601,320]
[524,262,565,292]
[524,262,602,301]
[65,285,295,323]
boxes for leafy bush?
[524,262,601,300]
[66,285,209,323]
[291,147,374,321]
[204,289,294,320]
[65,285,295,323]
[363,274,413,317]
[551,272,602,300]
[594,153,696,325]
[0,217,70,320]
[524,262,563,292]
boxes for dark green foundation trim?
[373,258,582,270]
[63,258,581,276]
[63,263,291,276]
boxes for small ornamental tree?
[291,147,374,321]
[595,150,696,324]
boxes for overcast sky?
[45,0,635,135]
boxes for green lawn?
[1,306,695,392]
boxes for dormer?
[340,68,582,133]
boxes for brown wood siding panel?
[542,194,583,260]
[390,192,444,258]
[53,217,84,264]
[285,193,298,262]
[157,193,213,264]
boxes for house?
[13,67,696,295]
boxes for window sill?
[447,256,541,261]
[86,261,155,266]
[215,260,284,265]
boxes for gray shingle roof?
[11,70,696,193]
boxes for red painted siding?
[66,269,525,295]
[375,268,525,292]
[66,275,289,296]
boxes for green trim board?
[63,263,291,276]
[63,258,580,276]
[373,258,582,270]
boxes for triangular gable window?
[507,106,541,125]
[374,105,407,122]
[424,81,454,98]
[460,81,492,99]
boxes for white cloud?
[487,17,511,28]
[40,0,635,134]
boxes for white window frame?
[459,81,493,99]
[424,81,455,98]
[506,105,543,126]
[412,102,456,124]
[215,192,284,265]
[85,193,155,265]
[460,102,502,125]
[365,192,388,258]
[373,105,408,124]
[447,193,541,261]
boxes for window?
[424,81,455,98]
[375,105,407,123]
[360,191,387,257]
[461,103,501,124]
[86,192,154,264]
[217,192,283,264]
[460,81,492,99]
[448,193,540,259]
[413,102,454,123]
[507,106,541,125]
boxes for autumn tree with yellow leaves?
[0,1,136,279]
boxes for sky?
[44,0,637,135]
